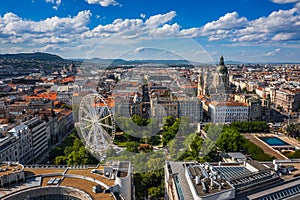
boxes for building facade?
[178,98,203,124]
[23,117,48,163]
[150,97,179,123]
[209,101,249,123]
[274,89,300,112]
[198,56,232,101]
[8,124,33,164]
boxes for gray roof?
[8,124,28,134]
[168,161,194,200]
[227,152,246,160]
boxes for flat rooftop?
[0,163,23,177]
[213,166,251,180]
[117,161,130,178]
[59,177,114,200]
[246,178,300,200]
[187,164,233,197]
[2,165,117,200]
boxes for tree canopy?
[216,127,244,152]
[49,131,98,165]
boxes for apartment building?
[178,97,203,124]
[151,97,179,123]
[209,101,249,123]
[274,89,300,112]
[0,134,18,163]
[234,94,262,121]
[8,124,33,164]
[23,117,48,163]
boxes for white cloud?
[271,0,300,4]
[95,15,106,20]
[265,48,281,57]
[145,11,176,27]
[0,7,300,60]
[178,27,200,37]
[81,11,202,40]
[0,10,91,46]
[199,4,300,44]
[208,31,230,41]
[272,32,298,40]
[149,23,180,37]
[85,0,119,7]
[202,12,248,32]
[199,12,248,42]
[82,18,145,39]
[45,0,61,10]
[234,7,300,42]
[132,47,146,54]
[140,13,146,19]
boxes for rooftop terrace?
[0,162,23,177]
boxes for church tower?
[203,67,210,96]
[197,68,205,96]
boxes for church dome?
[216,56,228,74]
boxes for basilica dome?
[216,56,228,74]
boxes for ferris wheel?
[78,93,115,160]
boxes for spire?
[219,55,224,66]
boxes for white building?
[114,161,132,200]
[0,134,18,163]
[0,162,25,187]
[1,112,73,165]
[165,161,235,200]
[209,101,249,123]
[24,117,48,163]
[8,124,33,164]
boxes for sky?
[0,0,300,63]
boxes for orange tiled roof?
[61,76,75,83]
[26,92,57,101]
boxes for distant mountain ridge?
[72,57,200,66]
[0,52,65,62]
[208,60,242,65]
[1,52,298,65]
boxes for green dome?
[216,64,228,73]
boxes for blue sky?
[0,0,299,62]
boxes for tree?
[64,146,73,156]
[54,156,67,165]
[50,130,98,165]
[190,135,204,158]
[216,127,243,152]
[134,168,164,199]
[148,187,162,199]
[131,114,148,126]
[206,124,223,141]
[126,141,140,153]
[162,117,180,146]
[229,121,269,133]
[163,116,175,127]
[149,135,161,146]
[286,124,300,138]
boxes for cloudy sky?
[0,0,300,63]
